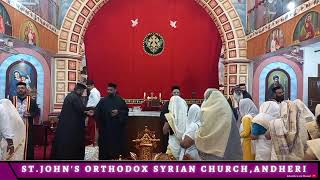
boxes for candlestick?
[159,93,161,100]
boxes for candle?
[159,93,161,100]
[144,92,146,100]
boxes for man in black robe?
[51,83,92,160]
[95,83,129,160]
[10,82,40,160]
[160,85,180,153]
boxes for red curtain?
[84,0,222,99]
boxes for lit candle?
[144,92,146,100]
[159,93,161,100]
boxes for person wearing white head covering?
[293,99,313,150]
[178,104,201,160]
[252,101,280,161]
[0,99,26,160]
[259,101,280,119]
[239,99,259,160]
[304,104,320,160]
[164,96,188,160]
[305,104,320,140]
[269,101,306,160]
[196,89,242,160]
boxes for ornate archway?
[53,0,248,110]
[58,0,246,59]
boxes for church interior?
[1,0,320,160]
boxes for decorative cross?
[148,35,159,48]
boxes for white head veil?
[184,104,201,140]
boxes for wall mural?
[266,28,285,53]
[265,69,290,101]
[7,0,59,27]
[0,2,12,36]
[293,11,320,43]
[19,21,39,46]
[5,60,37,97]
[0,54,45,115]
[258,62,298,105]
[247,0,308,34]
[231,0,246,32]
[58,0,73,28]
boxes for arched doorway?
[54,0,247,110]
[0,54,45,116]
[252,56,303,105]
[84,0,222,99]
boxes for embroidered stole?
[13,96,30,160]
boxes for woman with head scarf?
[293,99,314,150]
[164,96,188,160]
[178,104,201,160]
[252,101,279,160]
[239,99,259,160]
[195,89,242,160]
[269,101,306,160]
[0,99,26,160]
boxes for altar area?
[127,111,163,154]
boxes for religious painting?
[239,65,248,74]
[293,11,320,43]
[266,28,285,53]
[229,64,237,74]
[246,0,256,34]
[5,60,37,97]
[0,2,12,36]
[11,0,58,27]
[231,0,246,32]
[19,21,39,46]
[247,0,309,34]
[59,0,73,28]
[265,69,290,101]
[229,75,237,85]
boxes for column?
[51,54,83,112]
[224,60,251,97]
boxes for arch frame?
[58,0,247,60]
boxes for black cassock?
[95,95,129,160]
[51,92,86,160]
